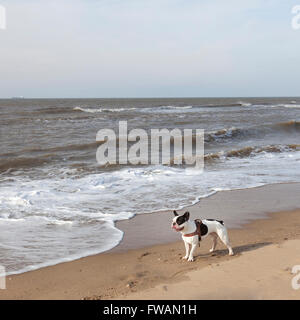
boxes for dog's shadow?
[197,241,272,258]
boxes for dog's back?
[201,218,226,239]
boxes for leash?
[183,219,202,246]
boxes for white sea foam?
[139,105,196,114]
[282,104,300,108]
[74,106,137,113]
[1,147,300,275]
[238,101,252,107]
[74,105,195,114]
[162,105,193,109]
[269,103,300,109]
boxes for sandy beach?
[1,183,300,300]
[1,0,299,304]
[122,238,300,300]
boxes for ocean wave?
[1,120,299,172]
[30,107,75,115]
[276,104,300,109]
[0,142,101,169]
[157,105,193,110]
[204,102,253,108]
[1,145,300,275]
[274,120,300,130]
[283,105,300,109]
[74,105,197,114]
[0,155,57,172]
[77,104,261,114]
[237,101,252,107]
[138,103,254,113]
[74,104,258,115]
[205,120,300,143]
[91,142,300,168]
[204,144,299,162]
[168,144,300,165]
[74,106,137,113]
[205,127,245,142]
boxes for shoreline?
[3,182,300,276]
[113,182,300,252]
[1,183,300,299]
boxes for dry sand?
[122,238,300,300]
[1,207,300,300]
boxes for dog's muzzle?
[172,223,184,232]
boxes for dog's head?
[171,210,190,232]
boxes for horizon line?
[1,95,300,100]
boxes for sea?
[0,97,299,275]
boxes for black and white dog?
[172,210,234,261]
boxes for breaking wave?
[73,106,137,113]
[205,120,300,143]
[204,144,300,162]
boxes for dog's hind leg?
[209,232,218,253]
[216,227,234,256]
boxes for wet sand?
[113,182,300,252]
[1,183,300,300]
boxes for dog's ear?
[183,211,190,220]
[173,210,179,216]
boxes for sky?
[0,0,299,98]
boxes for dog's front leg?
[182,241,190,260]
[188,243,197,262]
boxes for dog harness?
[183,219,202,245]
